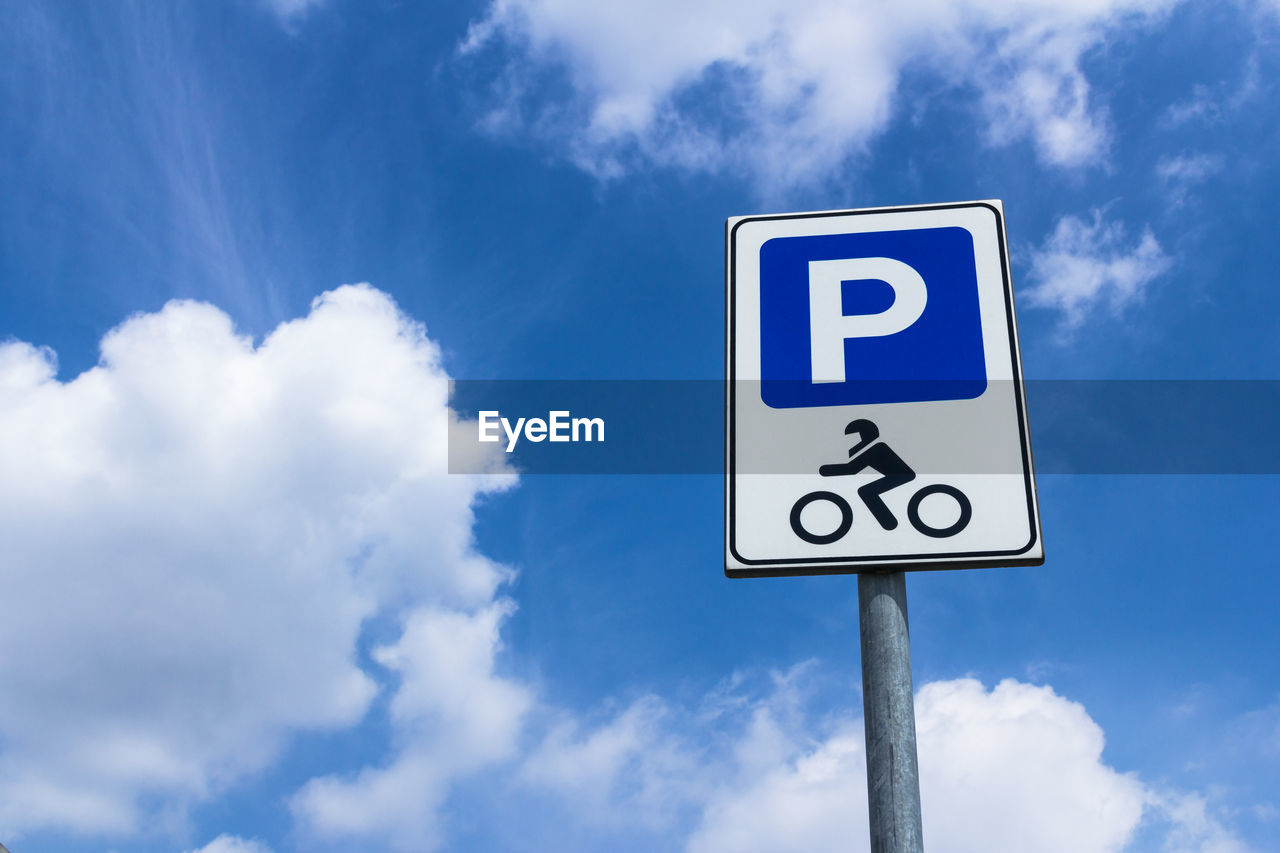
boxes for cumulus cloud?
[0,288,1250,853]
[507,672,1248,853]
[462,0,1178,186]
[913,679,1145,853]
[0,284,514,838]
[282,630,1250,853]
[1025,209,1171,330]
[290,603,534,851]
[685,678,1150,853]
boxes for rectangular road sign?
[726,200,1043,577]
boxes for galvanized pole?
[859,570,924,853]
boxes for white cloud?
[185,835,275,853]
[520,695,706,831]
[290,603,533,851]
[463,0,1178,186]
[1144,791,1255,853]
[1156,153,1223,207]
[1,289,1252,853]
[1162,56,1261,128]
[1025,210,1172,330]
[1157,153,1222,184]
[510,664,825,843]
[687,726,867,853]
[510,674,1250,853]
[0,284,514,838]
[913,679,1145,853]
[686,678,1148,853]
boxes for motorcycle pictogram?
[789,419,972,544]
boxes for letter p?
[807,257,928,383]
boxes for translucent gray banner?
[447,380,1280,474]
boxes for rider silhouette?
[817,419,916,530]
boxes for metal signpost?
[725,201,1042,852]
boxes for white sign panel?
[726,201,1043,577]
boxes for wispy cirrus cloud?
[260,0,324,24]
[1156,152,1223,183]
[1156,152,1223,206]
[1025,210,1172,331]
[1162,54,1262,128]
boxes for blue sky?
[1,1,1278,851]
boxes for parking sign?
[726,201,1043,576]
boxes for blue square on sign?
[759,226,987,408]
